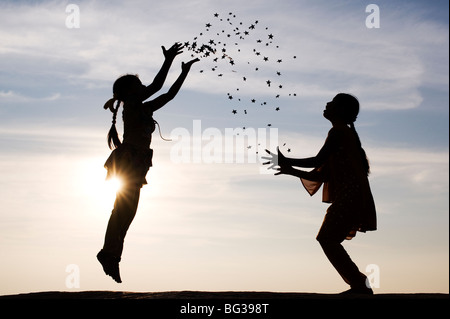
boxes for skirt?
[104,143,153,187]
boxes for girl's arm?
[275,165,324,181]
[263,129,338,177]
[147,58,199,112]
[141,43,184,101]
[282,130,338,168]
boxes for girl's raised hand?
[162,42,184,60]
[181,58,200,72]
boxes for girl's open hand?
[262,148,279,170]
[262,147,290,175]
[162,42,184,60]
[181,58,200,72]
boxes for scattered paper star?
[187,12,299,128]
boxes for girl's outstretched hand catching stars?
[262,147,291,175]
[182,58,200,73]
[162,42,184,60]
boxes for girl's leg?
[316,213,371,293]
[317,238,369,291]
[98,185,141,282]
[102,185,141,259]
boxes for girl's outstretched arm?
[275,164,324,181]
[141,43,184,101]
[147,58,200,112]
[263,149,324,180]
[264,131,337,169]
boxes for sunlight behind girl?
[106,176,123,194]
[77,157,122,212]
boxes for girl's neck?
[331,119,348,128]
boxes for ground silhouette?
[0,290,447,299]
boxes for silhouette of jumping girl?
[97,43,199,283]
[263,93,376,294]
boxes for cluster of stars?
[186,12,297,152]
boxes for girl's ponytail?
[104,74,141,149]
[334,93,370,176]
[349,122,370,176]
[105,99,122,149]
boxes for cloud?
[1,0,447,113]
[0,90,61,103]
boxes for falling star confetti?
[186,12,299,153]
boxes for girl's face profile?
[323,99,337,121]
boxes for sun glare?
[78,158,121,211]
[106,176,123,194]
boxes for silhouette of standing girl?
[97,43,199,283]
[264,93,376,294]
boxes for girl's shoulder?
[123,101,153,115]
[329,125,352,137]
[326,126,354,148]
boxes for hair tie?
[103,97,117,112]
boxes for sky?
[0,0,448,295]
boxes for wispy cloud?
[1,1,447,110]
[0,90,61,103]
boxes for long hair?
[104,74,142,149]
[334,93,371,175]
[106,100,122,149]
